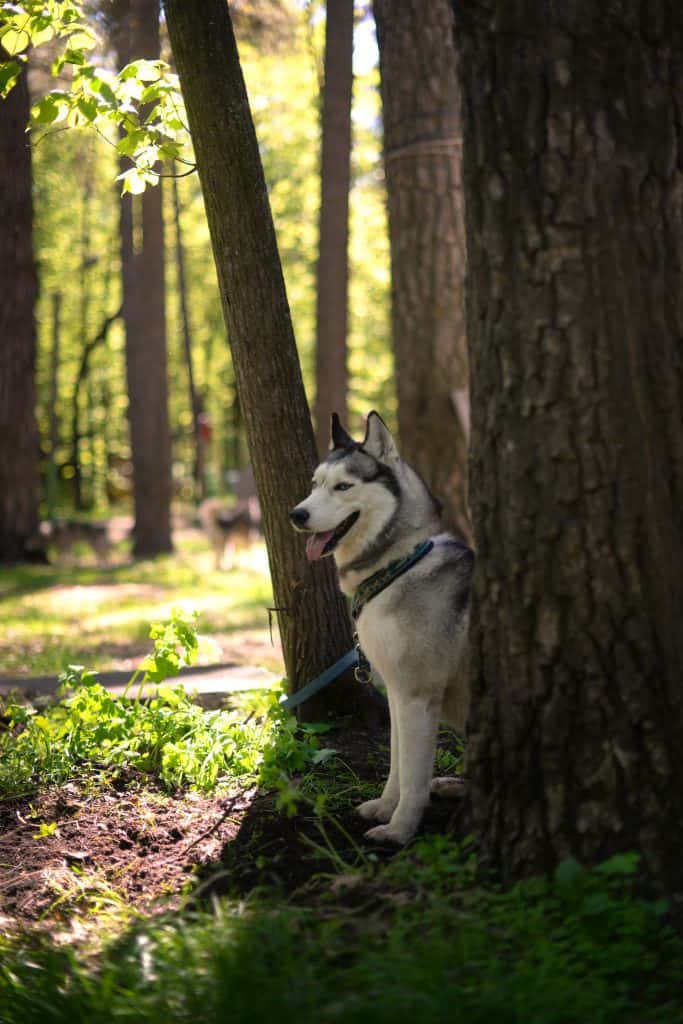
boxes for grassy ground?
[0,528,281,678]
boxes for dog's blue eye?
[334,482,353,492]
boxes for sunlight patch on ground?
[36,583,166,613]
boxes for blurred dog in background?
[198,497,261,569]
[43,519,112,564]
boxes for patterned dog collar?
[350,538,435,621]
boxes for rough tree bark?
[0,52,43,563]
[373,0,470,538]
[114,0,173,556]
[163,0,384,724]
[313,0,354,457]
[453,0,683,892]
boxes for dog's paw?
[430,776,466,799]
[363,822,414,846]
[356,797,397,823]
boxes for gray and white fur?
[290,411,473,845]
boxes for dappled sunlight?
[0,533,277,678]
[0,781,260,948]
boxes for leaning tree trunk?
[0,51,43,563]
[454,0,683,893]
[115,0,173,556]
[313,0,353,457]
[163,0,384,724]
[373,0,470,539]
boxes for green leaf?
[116,130,145,157]
[63,29,97,51]
[76,95,97,121]
[132,59,162,82]
[32,821,58,840]
[0,26,30,55]
[32,95,60,125]
[554,857,586,887]
[29,22,55,47]
[0,59,21,98]
[594,851,641,877]
[140,82,163,105]
[62,46,86,66]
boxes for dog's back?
[49,520,111,562]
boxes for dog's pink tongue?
[305,531,335,561]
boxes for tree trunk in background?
[72,165,93,511]
[172,169,206,501]
[164,0,384,725]
[46,291,62,521]
[0,55,43,564]
[313,0,354,457]
[115,0,173,556]
[373,0,470,539]
[454,0,683,893]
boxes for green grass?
[0,534,276,677]
[1,841,682,1024]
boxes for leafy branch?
[0,1,193,193]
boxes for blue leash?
[279,647,359,711]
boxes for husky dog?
[290,412,473,845]
[47,519,111,563]
[198,497,261,570]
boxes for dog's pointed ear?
[362,411,400,462]
[330,412,355,451]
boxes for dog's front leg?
[357,687,399,823]
[365,694,440,845]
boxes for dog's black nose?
[290,507,309,528]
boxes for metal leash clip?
[353,631,373,685]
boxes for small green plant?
[31,821,58,840]
[0,610,340,801]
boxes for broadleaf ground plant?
[0,609,332,798]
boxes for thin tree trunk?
[454,0,683,893]
[163,0,384,725]
[72,166,93,511]
[172,168,205,500]
[115,0,173,556]
[68,306,123,512]
[0,51,43,563]
[374,0,470,539]
[46,291,62,521]
[313,0,354,457]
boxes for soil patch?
[0,775,256,941]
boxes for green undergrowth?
[0,610,322,800]
[2,841,682,1024]
[2,613,682,1022]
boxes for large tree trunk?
[373,0,470,539]
[163,0,384,725]
[0,53,43,563]
[313,0,354,457]
[115,0,173,556]
[454,0,683,893]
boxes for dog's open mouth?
[305,511,360,562]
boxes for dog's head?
[289,411,402,563]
